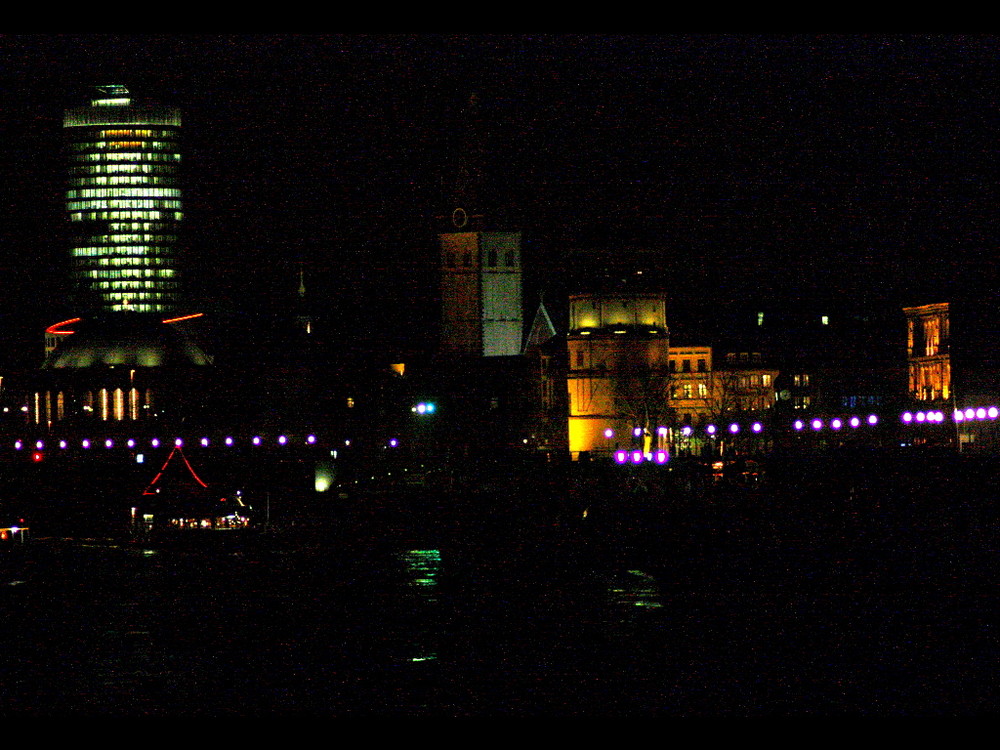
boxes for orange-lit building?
[903,302,950,402]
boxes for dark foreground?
[1,451,997,716]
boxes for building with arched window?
[64,85,183,315]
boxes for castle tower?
[64,85,183,315]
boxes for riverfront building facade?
[64,85,183,315]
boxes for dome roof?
[44,314,211,369]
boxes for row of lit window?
[67,188,182,199]
[70,140,176,152]
[108,303,165,312]
[70,175,177,187]
[107,222,173,232]
[70,211,183,221]
[98,129,172,138]
[75,260,175,272]
[104,290,175,300]
[73,247,175,258]
[86,268,176,279]
[74,234,176,244]
[97,280,178,289]
[67,199,182,211]
[71,152,181,163]
[71,164,177,175]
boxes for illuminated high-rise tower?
[64,85,183,315]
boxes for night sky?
[1,34,998,367]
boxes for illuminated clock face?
[452,207,468,229]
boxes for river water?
[1,453,997,716]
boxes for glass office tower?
[64,85,183,314]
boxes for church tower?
[438,94,523,358]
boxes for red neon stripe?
[45,317,82,335]
[161,313,204,324]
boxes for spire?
[523,298,558,354]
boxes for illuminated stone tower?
[438,93,523,357]
[64,85,183,315]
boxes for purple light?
[812,419,823,430]
[965,408,975,420]
[902,412,913,423]
[706,424,716,435]
[306,435,316,444]
[850,417,860,428]
[225,436,234,446]
[604,428,614,439]
[916,412,926,422]
[252,436,262,446]
[35,440,44,450]
[151,438,160,448]
[657,426,668,437]
[654,450,668,464]
[631,450,644,464]
[868,414,878,425]
[752,422,763,433]
[633,427,643,438]
[174,438,183,447]
[614,450,628,464]
[954,410,964,422]
[82,439,90,449]
[388,438,398,447]
[977,408,987,420]
[794,420,804,431]
[990,407,999,419]
[14,440,22,450]
[729,423,739,434]
[831,419,842,430]
[201,437,210,447]
[59,440,67,449]
[105,439,113,449]
[127,439,136,448]
[278,435,288,445]
[681,426,692,437]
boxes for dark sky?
[1,34,998,365]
